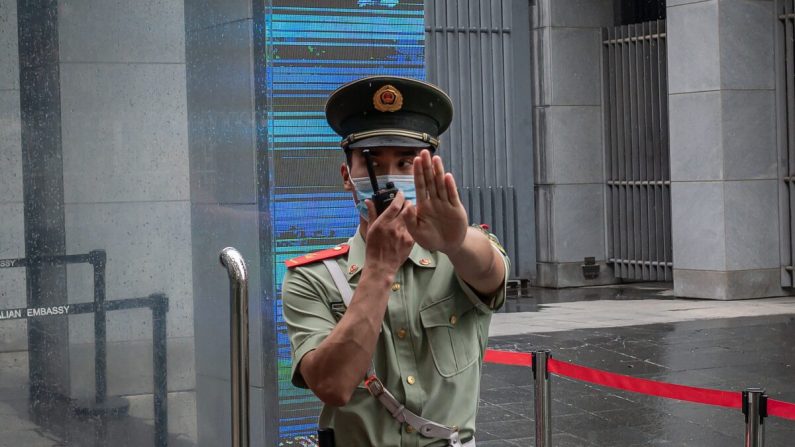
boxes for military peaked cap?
[325,76,454,151]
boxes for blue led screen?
[263,1,425,443]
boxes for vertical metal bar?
[468,0,479,188]
[616,25,627,278]
[655,19,666,280]
[220,248,250,447]
[493,0,506,184]
[502,0,514,184]
[632,23,641,279]
[603,27,615,271]
[644,22,654,281]
[636,22,648,281]
[659,20,672,280]
[90,250,108,447]
[505,187,518,277]
[623,24,634,278]
[627,24,635,278]
[775,0,790,286]
[649,21,661,281]
[785,1,795,283]
[533,350,552,447]
[743,388,767,447]
[479,0,490,187]
[152,293,169,447]
[90,250,108,404]
[456,0,467,184]
[639,22,650,280]
[445,0,458,176]
[609,26,620,276]
[493,186,505,246]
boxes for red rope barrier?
[483,349,533,367]
[483,349,795,420]
[483,349,795,421]
[769,398,795,421]
[546,357,742,410]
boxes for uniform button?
[449,315,458,325]
[349,264,358,274]
[406,425,415,433]
[397,328,407,339]
[391,283,401,291]
[419,258,431,266]
[406,375,416,385]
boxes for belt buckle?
[447,430,462,447]
[364,375,384,397]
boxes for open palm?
[403,150,468,254]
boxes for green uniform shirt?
[282,228,510,447]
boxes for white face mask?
[350,174,416,219]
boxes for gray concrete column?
[532,0,618,287]
[667,0,785,299]
[184,1,274,445]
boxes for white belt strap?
[323,259,354,307]
[322,260,462,446]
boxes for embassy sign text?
[0,306,71,320]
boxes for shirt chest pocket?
[420,294,480,377]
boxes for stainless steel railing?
[220,247,250,447]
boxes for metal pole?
[152,294,169,447]
[220,248,250,447]
[533,349,552,447]
[743,388,767,447]
[90,250,107,405]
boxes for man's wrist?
[361,263,397,287]
[440,226,470,259]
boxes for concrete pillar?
[184,1,274,445]
[532,0,618,287]
[667,0,785,299]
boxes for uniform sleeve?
[456,231,511,314]
[281,267,338,389]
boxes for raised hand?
[403,150,468,254]
[364,191,415,274]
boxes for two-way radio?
[362,149,399,215]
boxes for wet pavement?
[477,312,795,446]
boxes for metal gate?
[602,20,672,281]
[777,0,795,286]
[424,0,535,280]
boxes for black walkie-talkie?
[362,149,399,215]
[317,428,335,447]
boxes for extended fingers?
[414,155,428,204]
[402,200,418,233]
[445,173,461,207]
[421,150,438,199]
[432,156,449,202]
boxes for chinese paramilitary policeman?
[282,76,511,447]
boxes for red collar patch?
[285,244,350,269]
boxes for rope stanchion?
[743,388,766,447]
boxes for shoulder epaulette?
[285,244,350,269]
